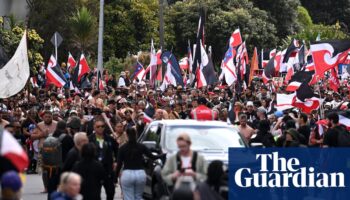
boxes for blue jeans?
[120,170,146,200]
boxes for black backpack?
[41,134,66,173]
[336,126,350,147]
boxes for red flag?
[274,51,282,72]
[156,49,162,65]
[229,29,242,47]
[67,52,76,71]
[310,41,350,78]
[156,65,162,81]
[285,64,294,83]
[179,57,189,70]
[78,54,90,82]
[329,67,340,92]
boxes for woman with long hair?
[72,143,105,200]
[115,128,164,200]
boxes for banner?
[272,77,283,88]
[0,31,29,98]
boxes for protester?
[238,114,255,143]
[196,160,225,200]
[249,120,275,147]
[31,110,57,193]
[161,133,207,190]
[323,112,350,147]
[115,127,164,200]
[72,143,105,200]
[88,117,118,200]
[63,132,89,172]
[1,171,23,200]
[50,172,82,200]
[190,97,217,120]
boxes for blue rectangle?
[229,148,350,200]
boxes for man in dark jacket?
[323,112,350,147]
[62,132,89,172]
[89,118,118,200]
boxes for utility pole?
[97,0,104,90]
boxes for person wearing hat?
[1,171,23,200]
[190,97,217,121]
[283,128,303,147]
[118,71,126,88]
[331,92,342,108]
[324,102,332,111]
[72,93,82,108]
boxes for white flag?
[0,31,30,98]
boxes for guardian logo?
[229,148,350,200]
[234,152,344,188]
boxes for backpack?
[41,134,66,172]
[336,126,350,147]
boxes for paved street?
[23,174,122,200]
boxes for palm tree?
[70,6,97,55]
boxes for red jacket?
[190,105,217,121]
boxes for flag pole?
[97,0,104,91]
[55,33,58,61]
[316,76,324,119]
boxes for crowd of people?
[0,66,350,200]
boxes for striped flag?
[0,129,29,171]
[67,52,76,71]
[45,55,67,88]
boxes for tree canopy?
[0,19,44,74]
[19,0,350,75]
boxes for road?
[23,174,122,200]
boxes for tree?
[282,7,349,47]
[297,6,312,29]
[103,0,160,60]
[301,0,350,32]
[282,23,349,47]
[70,6,97,56]
[164,0,278,64]
[252,0,300,39]
[28,0,99,62]
[0,24,44,74]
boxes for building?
[0,0,29,22]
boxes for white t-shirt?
[181,156,191,169]
[118,77,126,87]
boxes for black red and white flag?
[283,39,300,63]
[339,111,350,129]
[310,40,350,78]
[143,103,155,123]
[191,10,205,78]
[262,55,275,84]
[45,55,67,88]
[67,52,76,71]
[286,71,313,92]
[292,82,322,114]
[259,49,273,68]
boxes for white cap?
[246,101,254,107]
